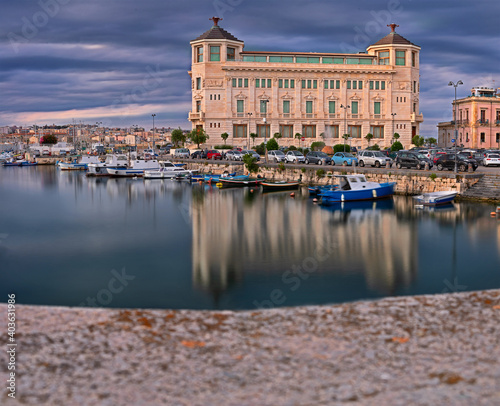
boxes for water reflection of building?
[192,189,418,298]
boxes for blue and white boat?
[59,156,100,170]
[144,161,195,179]
[308,184,338,196]
[203,172,236,182]
[320,174,395,204]
[412,191,457,206]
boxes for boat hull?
[320,182,395,203]
[261,181,300,192]
[217,178,261,187]
[412,192,457,205]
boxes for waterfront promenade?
[1,289,499,405]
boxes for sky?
[1,0,499,136]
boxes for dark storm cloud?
[0,0,499,133]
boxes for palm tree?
[365,133,373,149]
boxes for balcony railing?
[477,119,489,125]
[305,113,317,119]
[410,113,424,122]
[328,113,340,119]
[279,113,294,118]
[188,111,204,120]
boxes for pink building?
[438,86,500,149]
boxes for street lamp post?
[340,104,350,152]
[448,80,463,173]
[247,112,252,150]
[151,114,156,153]
[390,112,397,146]
[262,100,269,162]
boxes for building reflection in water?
[192,188,420,301]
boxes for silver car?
[268,150,286,163]
[241,150,261,161]
[174,148,190,158]
[357,150,393,168]
[285,150,306,164]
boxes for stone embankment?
[179,160,486,196]
[1,289,499,405]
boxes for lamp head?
[448,81,454,86]
[457,80,463,85]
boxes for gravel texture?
[1,290,500,405]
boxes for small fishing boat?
[203,172,236,182]
[412,191,458,206]
[308,185,338,196]
[261,180,300,192]
[320,174,395,204]
[87,154,129,176]
[106,158,161,177]
[144,161,194,179]
[216,176,262,188]
[59,156,100,170]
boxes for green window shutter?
[262,79,267,88]
[279,79,283,88]
[255,79,260,88]
[238,78,242,87]
[381,81,385,90]
[306,101,313,114]
[307,80,312,89]
[284,79,289,88]
[369,81,373,90]
[267,79,272,88]
[353,81,357,89]
[313,80,317,89]
[283,100,290,114]
[347,80,351,89]
[336,80,340,89]
[374,102,380,115]
[329,101,335,114]
[244,78,248,88]
[210,46,220,61]
[237,100,244,113]
[260,100,267,114]
[302,80,306,89]
[232,78,237,87]
[351,101,358,114]
[290,79,295,88]
[358,81,363,89]
[324,80,328,89]
[375,81,379,90]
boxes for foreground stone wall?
[179,160,482,195]
[1,290,499,405]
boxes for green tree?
[412,135,424,147]
[255,142,265,155]
[190,128,209,148]
[171,128,186,147]
[243,153,259,174]
[221,132,229,145]
[273,132,282,140]
[250,132,258,146]
[393,132,400,140]
[428,137,437,146]
[334,143,350,153]
[266,137,279,151]
[40,134,58,145]
[365,133,373,147]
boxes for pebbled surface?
[1,290,500,405]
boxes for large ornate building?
[437,86,500,149]
[189,18,423,149]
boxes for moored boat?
[106,158,161,177]
[216,177,262,188]
[261,180,300,192]
[320,174,395,204]
[308,185,338,196]
[59,156,100,170]
[144,161,194,179]
[87,154,129,176]
[412,191,458,205]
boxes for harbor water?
[1,166,499,310]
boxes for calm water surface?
[1,166,499,310]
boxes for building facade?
[189,19,423,149]
[437,86,500,149]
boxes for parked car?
[380,149,397,159]
[190,150,207,159]
[331,152,358,166]
[483,153,500,167]
[207,149,222,160]
[174,148,190,158]
[417,150,431,159]
[395,151,433,170]
[225,150,244,161]
[268,150,286,163]
[357,150,392,168]
[305,151,331,165]
[241,149,261,161]
[435,154,478,172]
[431,151,447,163]
[458,151,483,166]
[286,150,306,164]
[350,146,358,154]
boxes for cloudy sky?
[1,0,499,136]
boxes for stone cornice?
[222,66,396,75]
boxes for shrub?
[333,144,350,153]
[278,162,285,172]
[301,167,306,173]
[214,144,233,149]
[266,138,279,151]
[243,154,259,174]
[391,141,404,152]
[288,145,297,151]
[255,143,265,155]
[429,173,437,181]
[316,168,326,178]
[310,141,325,151]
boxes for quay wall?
[177,160,483,195]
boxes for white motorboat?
[87,154,129,176]
[106,158,161,177]
[59,155,100,170]
[144,161,193,179]
[413,191,458,205]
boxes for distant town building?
[437,86,500,149]
[189,19,423,148]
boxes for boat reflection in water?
[191,189,418,306]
